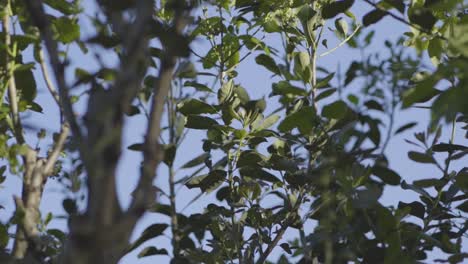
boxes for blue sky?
[1,1,466,263]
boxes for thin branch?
[37,47,61,107]
[319,25,361,57]
[3,3,25,144]
[43,123,70,176]
[23,0,83,143]
[129,0,189,217]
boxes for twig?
[319,25,361,57]
[43,123,70,176]
[37,48,61,107]
[3,3,25,144]
[23,0,83,143]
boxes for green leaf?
[255,114,280,130]
[363,9,387,26]
[372,166,401,185]
[322,0,355,19]
[52,17,80,43]
[183,81,213,93]
[138,246,168,258]
[237,151,265,167]
[384,0,405,13]
[335,18,348,38]
[409,8,437,31]
[239,167,280,183]
[177,99,217,115]
[127,143,144,151]
[456,200,468,213]
[255,54,280,75]
[364,100,384,111]
[271,81,307,96]
[402,79,441,108]
[62,198,77,215]
[401,181,433,199]
[185,115,218,130]
[432,143,467,152]
[128,224,169,252]
[398,201,425,219]
[394,122,417,135]
[322,100,348,119]
[315,88,337,102]
[186,170,226,193]
[181,153,210,169]
[0,224,8,249]
[278,106,316,134]
[45,0,81,15]
[316,73,335,89]
[408,151,435,164]
[218,80,234,104]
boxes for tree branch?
[23,0,83,143]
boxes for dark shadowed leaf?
[255,54,280,75]
[322,100,348,119]
[432,143,467,152]
[372,166,401,185]
[128,224,169,252]
[398,201,425,219]
[177,99,217,115]
[181,153,210,169]
[394,122,417,135]
[185,115,218,130]
[408,151,435,163]
[138,246,168,258]
[322,0,355,19]
[363,9,387,26]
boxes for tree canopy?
[0,0,467,263]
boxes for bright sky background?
[1,1,466,263]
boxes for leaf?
[384,0,405,13]
[335,18,348,38]
[413,178,443,188]
[128,224,169,252]
[316,73,335,89]
[218,79,234,104]
[280,243,292,254]
[239,167,280,183]
[255,54,280,75]
[315,88,337,102]
[256,114,280,130]
[401,180,433,199]
[394,122,417,135]
[363,9,387,26]
[322,100,348,119]
[183,81,213,93]
[177,99,217,115]
[52,17,80,43]
[372,166,401,185]
[127,143,144,151]
[185,115,218,130]
[237,151,265,167]
[181,153,210,169]
[271,81,307,96]
[456,200,468,213]
[364,100,384,111]
[138,246,168,258]
[278,106,316,134]
[45,0,80,15]
[398,201,425,219]
[322,0,355,19]
[409,8,437,31]
[432,143,467,152]
[402,78,441,108]
[0,224,8,249]
[62,198,77,215]
[408,151,435,164]
[186,170,226,193]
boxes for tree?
[0,0,467,263]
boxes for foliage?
[0,0,467,263]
